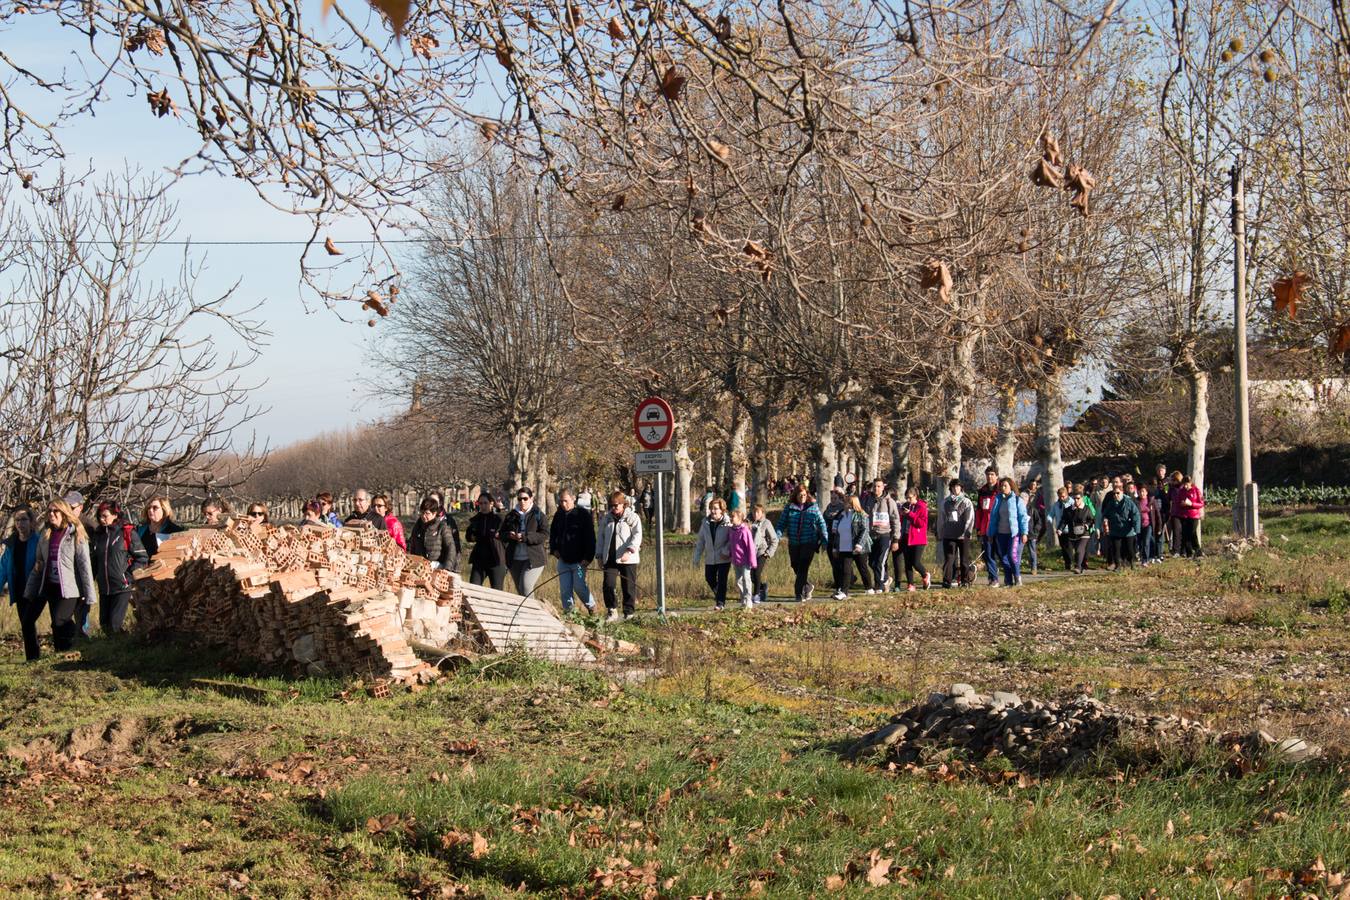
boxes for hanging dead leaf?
[659,66,686,101]
[125,26,166,55]
[410,32,439,58]
[706,140,732,164]
[369,0,413,35]
[479,120,500,141]
[743,240,769,260]
[919,259,953,303]
[1031,158,1064,189]
[1066,164,1095,217]
[564,3,584,29]
[146,89,174,118]
[714,13,732,39]
[213,105,228,127]
[1272,271,1308,318]
[324,237,342,256]
[362,291,389,317]
[1042,134,1064,167]
[860,202,873,227]
[1333,325,1350,355]
[607,17,625,39]
[494,42,514,70]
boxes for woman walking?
[410,498,460,571]
[596,492,642,622]
[465,494,507,589]
[985,478,1030,587]
[692,497,733,610]
[90,501,148,634]
[372,494,405,550]
[748,504,779,605]
[1058,493,1095,574]
[896,487,930,591]
[727,509,758,610]
[21,499,97,660]
[828,495,871,600]
[1174,474,1205,557]
[498,487,547,596]
[137,496,186,558]
[1,505,39,609]
[776,485,828,602]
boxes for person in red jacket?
[974,467,1000,586]
[895,487,931,591]
[1174,474,1205,557]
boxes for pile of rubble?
[848,683,1321,773]
[133,523,592,682]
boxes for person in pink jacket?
[896,487,931,591]
[373,494,406,551]
[1174,475,1204,558]
[727,509,759,610]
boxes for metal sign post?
[633,396,674,619]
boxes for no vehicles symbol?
[633,397,674,451]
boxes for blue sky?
[6,3,404,448]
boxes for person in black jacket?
[343,489,389,530]
[408,498,459,571]
[499,487,548,597]
[550,489,596,614]
[91,501,149,634]
[464,493,507,589]
[1058,493,1096,574]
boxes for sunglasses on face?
[248,509,265,516]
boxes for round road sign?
[633,396,674,450]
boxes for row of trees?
[2,1,1346,525]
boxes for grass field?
[1,513,1349,896]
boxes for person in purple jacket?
[727,509,759,610]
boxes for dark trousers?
[704,563,731,608]
[75,600,92,638]
[1179,519,1202,557]
[899,544,927,586]
[788,544,817,600]
[868,537,892,589]
[750,563,766,601]
[941,538,971,586]
[1111,535,1137,568]
[981,536,998,583]
[1103,532,1118,567]
[469,564,507,591]
[100,591,133,635]
[602,563,638,615]
[1139,525,1156,562]
[1059,533,1074,570]
[1070,537,1090,571]
[830,551,871,592]
[1168,516,1183,554]
[20,582,80,661]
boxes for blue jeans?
[982,536,999,583]
[994,533,1022,586]
[556,561,593,612]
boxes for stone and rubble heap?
[133,524,462,681]
[848,683,1321,773]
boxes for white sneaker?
[864,588,876,595]
[802,583,814,601]
[833,590,847,600]
[605,609,619,623]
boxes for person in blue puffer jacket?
[984,478,1031,587]
[776,484,828,602]
[1,505,40,608]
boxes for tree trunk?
[930,329,978,497]
[1034,372,1067,512]
[887,425,910,494]
[725,411,750,492]
[532,448,552,515]
[811,396,838,506]
[704,443,715,493]
[992,385,1018,477]
[864,411,882,482]
[1187,368,1209,491]
[674,427,694,534]
[749,406,772,507]
[507,427,531,493]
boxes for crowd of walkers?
[3,463,1208,659]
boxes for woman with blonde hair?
[21,498,97,661]
[137,496,186,557]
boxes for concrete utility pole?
[1230,157,1260,538]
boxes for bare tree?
[0,172,265,512]
[377,153,582,496]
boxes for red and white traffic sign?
[633,396,674,450]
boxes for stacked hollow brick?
[133,523,463,680]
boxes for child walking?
[728,509,759,610]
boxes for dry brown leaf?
[564,3,583,29]
[919,259,953,303]
[1031,158,1064,189]
[146,89,174,118]
[479,120,500,142]
[707,139,732,162]
[824,874,846,892]
[1272,271,1309,318]
[1042,133,1064,167]
[715,13,732,39]
[866,854,893,886]
[324,237,342,256]
[471,831,489,859]
[1333,324,1350,355]
[658,66,686,101]
[742,240,769,260]
[410,32,439,58]
[607,17,625,39]
[494,42,514,70]
[1066,164,1095,217]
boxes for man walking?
[550,489,596,615]
[974,467,1000,586]
[862,478,900,593]
[939,480,974,587]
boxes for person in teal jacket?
[777,485,828,602]
[1101,480,1142,569]
[1,506,40,607]
[984,478,1030,587]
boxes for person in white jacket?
[692,498,733,610]
[595,491,642,621]
[749,504,780,605]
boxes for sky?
[7,3,406,449]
